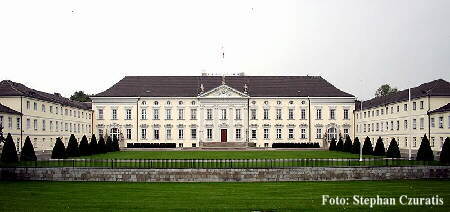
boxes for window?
[33,102,38,111]
[166,129,172,140]
[235,109,241,120]
[236,129,241,139]
[178,129,184,139]
[178,109,184,120]
[42,104,47,112]
[207,109,213,120]
[166,109,172,120]
[413,102,416,110]
[301,109,306,120]
[263,109,269,120]
[363,124,366,132]
[126,129,132,139]
[141,129,147,139]
[343,129,349,138]
[386,122,389,131]
[301,129,306,139]
[288,109,294,120]
[376,110,379,116]
[431,118,435,128]
[98,109,103,119]
[404,120,408,129]
[154,129,160,140]
[264,129,269,140]
[141,109,147,120]
[420,101,424,109]
[413,119,417,129]
[276,129,281,139]
[55,121,59,131]
[126,109,132,120]
[65,109,68,115]
[49,121,53,132]
[191,129,197,139]
[316,109,322,120]
[191,109,197,120]
[276,109,282,120]
[396,120,400,130]
[419,118,424,129]
[316,128,322,139]
[438,117,443,128]
[112,109,117,120]
[153,109,159,120]
[364,112,366,118]
[49,106,53,113]
[207,129,213,140]
[344,109,349,120]
[42,120,46,131]
[26,119,30,129]
[413,137,417,147]
[404,104,407,111]
[56,106,58,114]
[431,137,435,147]
[250,109,256,120]
[166,101,171,105]
[376,123,379,131]
[16,118,20,130]
[390,121,394,131]
[251,129,257,139]
[154,101,158,105]
[221,109,227,120]
[288,129,294,139]
[330,109,335,120]
[6,117,12,129]
[34,119,38,130]
[381,109,384,115]
[26,101,30,110]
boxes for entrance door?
[221,129,227,142]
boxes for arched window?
[154,101,159,105]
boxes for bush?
[65,134,80,157]
[329,138,337,151]
[440,137,450,164]
[362,137,373,155]
[343,136,352,152]
[416,134,434,161]
[336,137,344,151]
[89,134,98,154]
[373,137,386,156]
[112,137,120,151]
[105,136,113,152]
[51,137,66,159]
[351,137,361,154]
[79,135,90,156]
[271,143,320,148]
[386,138,401,158]
[1,133,18,163]
[127,143,176,148]
[98,136,107,153]
[20,136,36,161]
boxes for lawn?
[0,180,449,211]
[77,150,373,159]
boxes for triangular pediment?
[198,84,249,98]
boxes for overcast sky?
[1,0,449,100]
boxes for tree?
[112,136,120,152]
[416,134,434,161]
[20,136,37,161]
[70,91,91,102]
[329,137,337,151]
[98,136,107,153]
[1,133,18,163]
[105,136,113,152]
[79,135,90,156]
[336,137,344,151]
[65,134,80,157]
[362,137,373,155]
[351,137,361,154]
[51,137,66,159]
[440,137,450,164]
[386,138,401,158]
[373,137,386,156]
[89,134,98,154]
[375,84,398,97]
[343,136,352,152]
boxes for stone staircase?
[200,142,248,149]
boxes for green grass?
[77,150,375,159]
[0,180,449,211]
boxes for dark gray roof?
[429,103,450,114]
[357,79,450,111]
[0,103,21,115]
[95,76,354,98]
[0,80,91,110]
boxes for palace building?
[91,76,355,148]
[0,80,93,151]
[355,79,450,152]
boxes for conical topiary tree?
[98,136,107,153]
[329,137,337,151]
[65,134,80,157]
[51,137,66,159]
[373,137,386,156]
[105,136,113,152]
[336,137,344,151]
[1,133,18,163]
[386,138,401,158]
[440,137,450,164]
[112,136,120,152]
[416,134,434,161]
[79,135,90,156]
[20,136,36,161]
[89,134,98,154]
[351,137,361,154]
[362,136,373,155]
[343,136,352,153]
